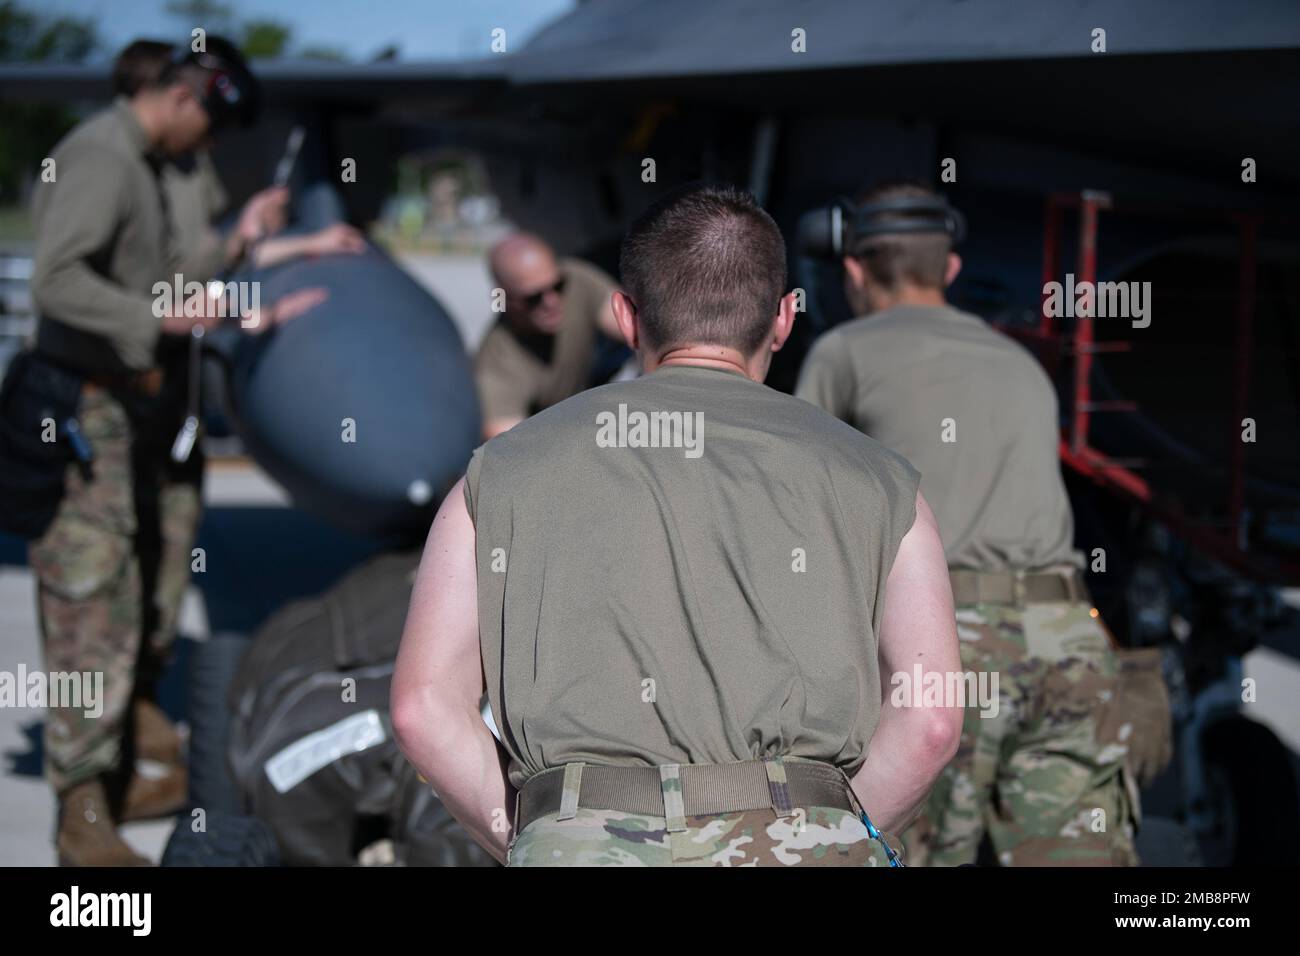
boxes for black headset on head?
[797,193,966,260]
[162,35,261,131]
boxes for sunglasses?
[519,276,567,309]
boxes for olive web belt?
[515,756,858,835]
[949,567,1089,606]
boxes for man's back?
[395,183,960,867]
[798,304,1073,571]
[465,363,919,789]
[800,291,1134,866]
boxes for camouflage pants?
[903,601,1138,867]
[29,388,202,793]
[508,805,894,866]
[508,759,896,867]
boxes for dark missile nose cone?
[229,243,481,538]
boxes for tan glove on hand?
[1112,647,1174,788]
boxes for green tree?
[241,19,291,59]
[167,1,351,63]
[164,0,235,36]
[0,0,95,62]
[300,46,348,62]
[0,1,98,209]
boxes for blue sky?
[31,0,577,61]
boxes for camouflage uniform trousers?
[902,600,1139,866]
[507,761,898,867]
[508,806,897,866]
[28,387,202,794]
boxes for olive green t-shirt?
[163,149,229,282]
[463,363,920,789]
[31,97,169,372]
[473,258,618,422]
[796,304,1075,572]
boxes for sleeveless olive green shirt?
[463,363,919,789]
[797,305,1076,572]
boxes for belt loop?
[556,763,585,821]
[764,757,796,818]
[659,764,687,833]
[1067,568,1084,603]
[1013,569,1027,607]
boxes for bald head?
[489,233,555,286]
[489,233,568,334]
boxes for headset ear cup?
[949,207,967,245]
[834,197,855,258]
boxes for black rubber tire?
[1200,716,1300,866]
[187,631,252,815]
[1135,816,1203,867]
[161,809,282,867]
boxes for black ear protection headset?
[796,194,966,259]
[161,36,261,130]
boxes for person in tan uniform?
[393,183,962,867]
[474,233,621,438]
[24,37,326,866]
[113,38,366,285]
[796,181,1142,865]
[97,39,366,792]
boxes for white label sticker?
[265,709,386,794]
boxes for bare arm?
[249,233,312,269]
[391,478,515,863]
[850,490,962,834]
[157,287,329,336]
[251,223,366,269]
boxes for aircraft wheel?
[1199,716,1300,866]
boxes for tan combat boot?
[133,698,185,765]
[57,779,151,867]
[119,764,188,822]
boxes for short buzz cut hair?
[619,182,787,355]
[850,181,952,292]
[112,39,176,96]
